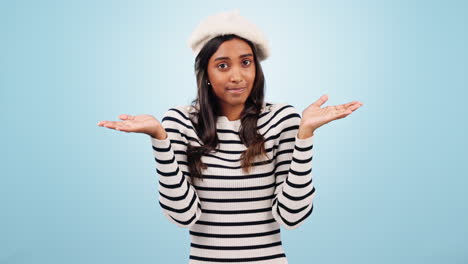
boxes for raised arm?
[270,95,363,229]
[270,105,316,230]
[150,107,202,228]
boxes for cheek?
[211,84,225,97]
[208,71,226,85]
[247,68,256,84]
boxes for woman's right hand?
[97,114,166,139]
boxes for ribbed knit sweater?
[150,102,316,264]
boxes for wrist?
[149,126,167,140]
[297,126,315,139]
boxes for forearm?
[271,133,315,229]
[151,132,202,228]
[297,122,315,139]
[150,127,168,140]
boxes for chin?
[224,98,247,106]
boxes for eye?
[242,59,252,66]
[217,63,228,69]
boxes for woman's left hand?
[298,94,364,138]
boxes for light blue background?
[1,0,467,263]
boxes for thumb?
[312,94,328,107]
[119,114,133,120]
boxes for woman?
[98,9,363,264]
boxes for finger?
[344,101,358,108]
[115,125,130,132]
[333,104,349,114]
[342,102,357,112]
[337,101,358,111]
[97,121,108,126]
[333,100,356,113]
[339,103,363,117]
[103,121,119,129]
[333,109,350,120]
[346,102,364,112]
[332,105,352,118]
[312,94,328,107]
[116,121,133,131]
[348,102,362,112]
[335,103,348,112]
[119,114,133,120]
[115,122,127,130]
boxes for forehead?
[211,38,253,59]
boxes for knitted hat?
[187,9,270,61]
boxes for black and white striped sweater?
[150,102,316,264]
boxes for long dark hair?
[187,34,268,183]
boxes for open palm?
[97,114,162,136]
[301,94,363,131]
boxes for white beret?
[187,9,270,61]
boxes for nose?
[230,66,243,83]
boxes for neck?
[220,103,244,121]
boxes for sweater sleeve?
[150,107,202,228]
[271,105,316,230]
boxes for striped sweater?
[150,102,316,264]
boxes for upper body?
[150,101,315,263]
[98,10,362,263]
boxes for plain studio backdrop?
[1,0,467,263]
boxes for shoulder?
[162,105,192,120]
[264,102,301,120]
[269,102,299,113]
[160,105,194,129]
[259,102,302,130]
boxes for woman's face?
[207,37,256,113]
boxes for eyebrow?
[214,53,253,61]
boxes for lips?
[227,87,247,90]
[226,87,246,94]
